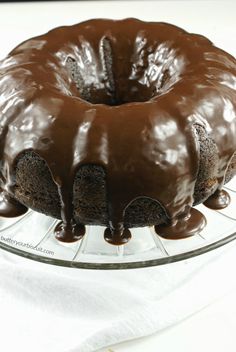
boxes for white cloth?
[0,1,235,350]
[0,243,236,352]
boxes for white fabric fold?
[0,242,236,352]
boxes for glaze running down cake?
[0,18,236,244]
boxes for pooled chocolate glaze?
[204,189,231,210]
[0,188,28,218]
[155,208,206,240]
[104,227,132,245]
[54,221,85,243]
[0,18,236,244]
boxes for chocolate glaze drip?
[0,188,28,218]
[204,189,231,210]
[155,208,206,240]
[104,227,132,245]
[55,221,85,243]
[0,19,235,244]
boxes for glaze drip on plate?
[204,189,231,210]
[155,208,207,240]
[0,18,236,244]
[0,188,28,218]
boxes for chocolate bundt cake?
[0,18,236,244]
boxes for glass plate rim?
[1,229,236,270]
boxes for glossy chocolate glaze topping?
[0,188,28,218]
[155,208,206,240]
[0,18,236,243]
[204,189,231,210]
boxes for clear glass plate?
[0,179,236,270]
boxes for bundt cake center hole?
[66,56,171,106]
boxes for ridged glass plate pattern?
[0,179,236,269]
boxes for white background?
[0,1,235,59]
[0,1,236,352]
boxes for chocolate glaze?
[0,18,236,243]
[104,227,132,245]
[204,189,231,210]
[155,208,206,240]
[0,188,28,218]
[54,221,85,243]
